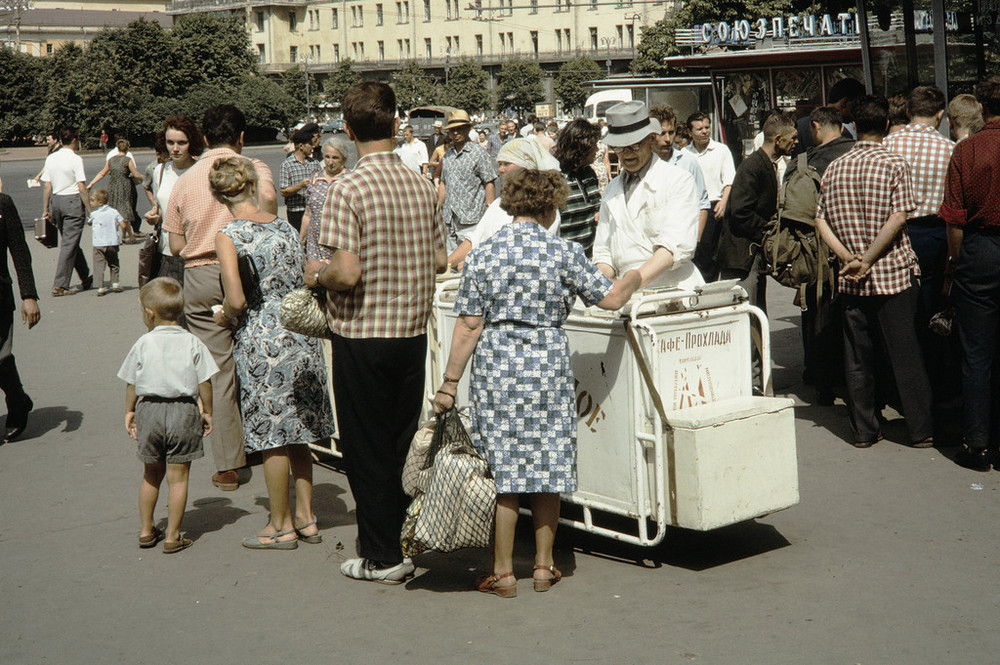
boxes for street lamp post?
[625,12,641,59]
[303,55,312,120]
[600,36,614,75]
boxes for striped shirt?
[883,123,954,218]
[278,152,319,212]
[817,141,918,296]
[318,151,444,339]
[559,166,601,257]
[163,147,275,268]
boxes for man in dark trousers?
[0,193,41,441]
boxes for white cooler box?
[427,280,799,546]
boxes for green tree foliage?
[554,56,603,115]
[393,60,437,111]
[442,57,491,114]
[281,66,320,117]
[497,58,545,116]
[324,60,362,107]
[632,0,816,75]
[0,15,297,144]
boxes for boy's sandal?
[476,571,517,598]
[139,526,164,549]
[163,537,193,554]
[294,518,322,544]
[242,527,299,550]
[532,565,562,592]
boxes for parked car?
[322,118,345,133]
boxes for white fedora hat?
[603,100,660,147]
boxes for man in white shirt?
[394,125,429,175]
[594,101,703,291]
[684,111,736,281]
[41,127,92,296]
[650,105,710,241]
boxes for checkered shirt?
[163,147,275,267]
[278,152,320,212]
[817,141,919,296]
[883,123,954,218]
[317,151,444,339]
[940,120,1000,229]
[441,141,498,227]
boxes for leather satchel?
[34,217,57,248]
[137,231,161,287]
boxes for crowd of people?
[3,73,1000,595]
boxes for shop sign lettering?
[697,10,960,45]
[574,379,607,434]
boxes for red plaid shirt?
[883,123,954,218]
[817,141,918,296]
[940,119,1000,229]
[318,151,444,338]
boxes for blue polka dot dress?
[455,221,613,493]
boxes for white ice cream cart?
[425,278,799,547]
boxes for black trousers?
[841,286,934,444]
[694,204,721,282]
[286,209,304,233]
[0,305,28,412]
[331,334,426,564]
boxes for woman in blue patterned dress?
[301,136,352,286]
[209,157,334,550]
[433,169,641,597]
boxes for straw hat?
[445,109,473,130]
[603,101,660,147]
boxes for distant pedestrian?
[87,189,126,296]
[441,109,497,251]
[684,111,735,281]
[100,129,109,152]
[278,128,319,232]
[394,124,429,175]
[0,193,40,442]
[88,138,145,241]
[118,277,217,554]
[41,127,93,297]
[814,95,934,449]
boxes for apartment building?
[168,0,668,79]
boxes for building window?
[475,0,482,19]
[454,35,460,52]
[289,11,297,31]
[333,43,340,61]
[332,8,338,28]
[453,0,459,19]
[424,0,430,21]
[378,40,384,61]
[255,10,265,31]
[529,0,537,13]
[476,33,483,56]
[398,39,403,58]
[290,45,298,62]
[446,0,451,19]
[533,31,540,55]
[590,0,597,8]
[564,28,571,49]
[626,24,633,49]
[404,1,410,22]
[376,3,383,25]
[425,37,432,58]
[616,24,623,47]
[446,35,452,54]
[405,38,411,56]
[590,27,598,50]
[46,43,53,55]
[499,33,505,56]
[257,44,265,63]
[315,44,322,60]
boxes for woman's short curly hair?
[499,169,569,219]
[208,156,259,207]
[553,118,601,173]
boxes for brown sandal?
[476,571,517,598]
[533,565,562,592]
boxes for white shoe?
[112,283,122,293]
[340,557,415,584]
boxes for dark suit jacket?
[424,133,444,155]
[0,193,38,310]
[784,136,854,182]
[715,148,778,274]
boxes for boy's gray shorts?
[135,397,205,465]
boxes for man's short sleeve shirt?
[278,153,319,212]
[684,140,735,202]
[817,141,918,296]
[883,123,954,218]
[41,148,86,196]
[441,142,498,226]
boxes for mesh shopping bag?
[401,409,496,557]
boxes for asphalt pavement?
[1,148,999,665]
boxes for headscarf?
[496,137,560,172]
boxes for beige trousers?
[183,263,246,472]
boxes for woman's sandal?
[294,518,322,544]
[476,571,517,598]
[242,527,299,550]
[533,565,562,592]
[138,526,164,549]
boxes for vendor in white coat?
[593,101,704,290]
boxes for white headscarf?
[496,137,560,172]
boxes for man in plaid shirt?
[317,82,447,584]
[815,96,934,449]
[883,85,959,432]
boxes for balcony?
[169,0,307,15]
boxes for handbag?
[237,253,262,310]
[279,286,329,338]
[34,217,57,248]
[400,409,496,557]
[137,232,161,287]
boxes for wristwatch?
[313,271,322,287]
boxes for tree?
[237,77,300,141]
[554,56,603,115]
[281,66,320,117]
[324,60,362,108]
[441,57,491,114]
[0,47,47,141]
[497,58,545,117]
[393,60,437,111]
[170,14,256,91]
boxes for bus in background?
[583,89,632,123]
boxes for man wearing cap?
[279,128,320,232]
[593,101,703,290]
[440,109,497,252]
[424,120,445,156]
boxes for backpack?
[760,152,834,307]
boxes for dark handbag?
[237,253,263,309]
[137,231,161,287]
[34,217,57,248]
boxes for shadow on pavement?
[1,405,84,444]
[178,496,251,540]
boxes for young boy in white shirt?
[118,278,217,553]
[88,189,126,295]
